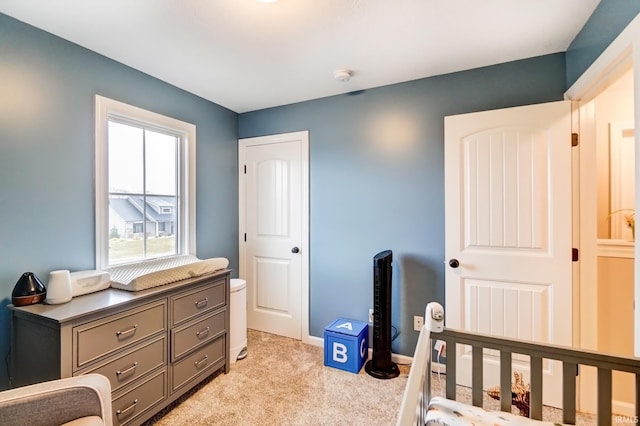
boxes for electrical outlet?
[368,308,374,323]
[413,315,424,331]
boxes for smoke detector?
[333,69,353,82]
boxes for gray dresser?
[9,269,230,426]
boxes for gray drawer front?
[84,335,167,393]
[171,280,225,326]
[171,336,225,393]
[172,310,225,361]
[112,368,167,426]
[75,300,167,369]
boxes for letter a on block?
[335,322,353,331]
[333,342,348,363]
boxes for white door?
[238,131,309,340]
[444,100,572,408]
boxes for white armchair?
[0,374,112,426]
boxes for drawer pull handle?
[116,362,138,377]
[116,399,138,417]
[194,355,208,368]
[195,298,208,309]
[115,324,138,337]
[196,327,210,338]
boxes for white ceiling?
[0,0,600,113]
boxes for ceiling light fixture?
[333,69,353,83]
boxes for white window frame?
[94,95,196,270]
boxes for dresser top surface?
[9,269,230,323]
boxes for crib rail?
[397,324,432,426]
[397,325,640,426]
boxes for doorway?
[581,66,635,415]
[593,68,635,355]
[565,14,639,415]
[238,131,310,342]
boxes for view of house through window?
[108,120,179,265]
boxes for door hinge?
[244,165,247,174]
[571,133,579,147]
[572,248,579,262]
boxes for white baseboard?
[431,361,446,374]
[307,335,324,347]
[306,336,324,348]
[307,335,413,365]
[392,352,412,365]
[612,400,635,417]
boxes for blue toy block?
[323,318,368,373]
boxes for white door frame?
[564,13,640,355]
[238,130,311,344]
[564,14,640,414]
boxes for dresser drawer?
[171,280,226,326]
[171,336,225,393]
[74,300,167,369]
[83,335,166,393]
[172,310,225,361]
[112,368,167,426]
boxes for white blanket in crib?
[426,397,564,425]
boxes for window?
[132,222,144,234]
[95,95,196,270]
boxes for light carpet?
[146,329,410,425]
[145,330,612,425]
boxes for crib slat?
[472,346,483,407]
[597,368,612,426]
[445,340,457,400]
[562,362,577,424]
[530,356,543,420]
[500,351,512,412]
[421,371,427,426]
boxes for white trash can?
[230,278,247,363]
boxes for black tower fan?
[365,250,400,379]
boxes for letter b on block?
[333,342,348,363]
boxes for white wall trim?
[565,15,640,103]
[597,239,635,258]
[612,400,636,418]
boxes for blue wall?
[566,0,640,87]
[0,1,635,390]
[238,53,568,356]
[0,14,239,389]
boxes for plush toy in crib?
[486,371,531,417]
